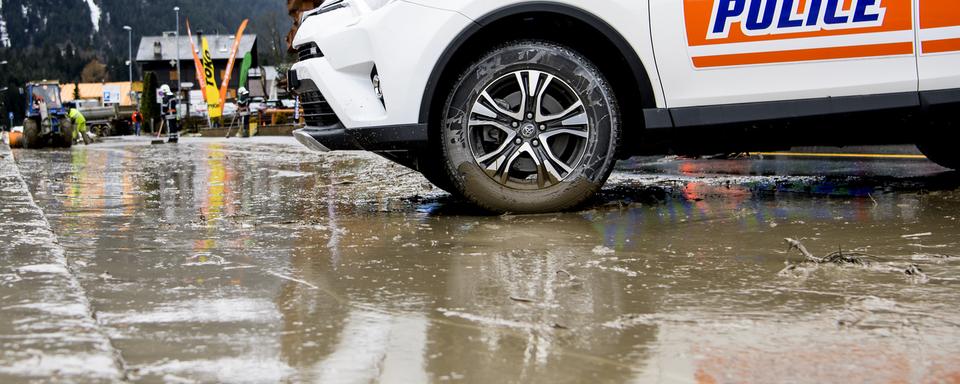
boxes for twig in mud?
[781,239,930,282]
[509,296,536,303]
[821,247,873,266]
[557,269,576,280]
[785,238,820,263]
[784,238,873,265]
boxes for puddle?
[10,138,960,383]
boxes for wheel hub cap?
[466,70,591,190]
[519,123,537,139]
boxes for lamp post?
[1,62,8,130]
[174,6,182,107]
[0,87,8,132]
[123,26,133,104]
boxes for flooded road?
[7,137,960,383]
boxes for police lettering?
[709,0,886,39]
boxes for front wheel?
[54,118,74,148]
[440,41,621,213]
[23,119,43,149]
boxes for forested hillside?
[0,0,291,123]
[0,0,291,79]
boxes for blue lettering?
[713,0,746,35]
[824,0,849,25]
[746,0,778,31]
[853,0,881,22]
[805,0,824,26]
[778,0,805,28]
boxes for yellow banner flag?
[200,37,222,118]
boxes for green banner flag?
[238,53,253,89]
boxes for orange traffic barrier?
[8,131,23,148]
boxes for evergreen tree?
[140,71,159,126]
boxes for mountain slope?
[0,0,291,80]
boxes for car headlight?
[301,0,397,23]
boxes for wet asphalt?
[2,137,960,383]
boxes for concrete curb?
[0,144,127,382]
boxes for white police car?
[289,0,960,212]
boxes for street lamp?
[123,26,133,88]
[0,87,8,132]
[174,6,182,106]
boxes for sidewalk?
[0,144,125,383]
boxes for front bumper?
[293,123,427,152]
[289,0,473,156]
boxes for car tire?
[23,119,43,149]
[440,40,621,213]
[917,115,959,170]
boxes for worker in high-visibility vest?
[65,105,92,145]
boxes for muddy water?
[13,138,960,383]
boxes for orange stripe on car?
[692,42,914,68]
[919,0,960,54]
[921,38,960,54]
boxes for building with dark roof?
[136,32,258,91]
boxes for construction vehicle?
[22,81,73,149]
[74,99,135,137]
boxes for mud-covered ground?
[4,137,960,383]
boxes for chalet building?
[136,32,258,92]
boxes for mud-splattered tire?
[440,41,621,213]
[54,119,74,148]
[23,119,43,149]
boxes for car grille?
[300,90,340,127]
[297,43,323,62]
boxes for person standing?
[131,110,142,136]
[160,85,179,143]
[237,87,251,138]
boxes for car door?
[650,0,919,110]
[917,0,960,91]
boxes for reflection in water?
[13,141,960,383]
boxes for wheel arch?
[419,2,658,157]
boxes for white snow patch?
[134,357,293,383]
[98,298,279,324]
[271,170,314,178]
[17,263,70,275]
[84,0,101,32]
[592,245,616,255]
[0,354,121,379]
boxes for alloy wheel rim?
[467,70,591,190]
